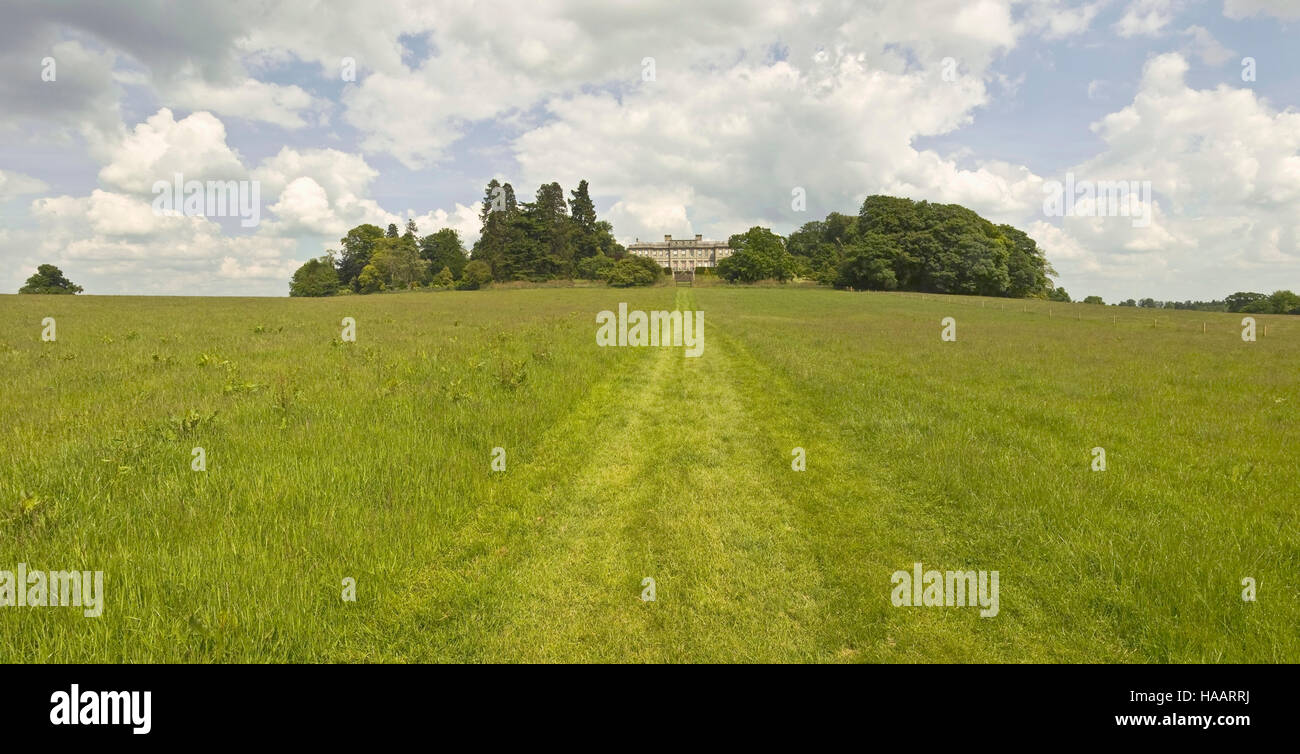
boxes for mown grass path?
[380,289,920,661]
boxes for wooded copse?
[290,178,647,296]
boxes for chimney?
[695,234,702,241]
[664,234,672,242]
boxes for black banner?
[0,663,1288,743]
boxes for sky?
[0,0,1298,301]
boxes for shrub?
[606,255,661,287]
[457,260,493,290]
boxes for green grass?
[1,288,1296,662]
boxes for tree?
[1082,295,1105,305]
[357,264,384,294]
[385,223,399,238]
[19,264,83,294]
[842,195,1052,298]
[404,219,419,241]
[369,235,427,289]
[526,181,574,277]
[471,179,510,279]
[1225,291,1266,312]
[1048,286,1071,302]
[419,228,468,280]
[457,259,493,290]
[835,233,897,290]
[788,217,850,284]
[431,266,454,288]
[568,179,599,261]
[717,226,795,283]
[1268,290,1300,315]
[337,224,385,291]
[592,220,625,259]
[289,255,340,297]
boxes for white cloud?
[98,109,247,195]
[1040,53,1300,298]
[0,170,49,200]
[1223,0,1300,21]
[163,76,322,130]
[337,0,1029,168]
[1021,0,1111,40]
[1182,25,1235,66]
[1115,0,1183,37]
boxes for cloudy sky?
[1,0,1298,300]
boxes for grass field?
[1,287,1296,662]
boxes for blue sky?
[1,0,1298,301]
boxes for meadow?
[1,287,1296,662]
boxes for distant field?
[1,288,1296,662]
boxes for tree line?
[713,195,1055,298]
[290,178,664,296]
[17,188,1294,310]
[1096,291,1300,313]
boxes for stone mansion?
[627,234,732,272]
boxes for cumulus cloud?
[1039,53,1300,298]
[98,109,247,195]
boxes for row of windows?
[633,249,731,258]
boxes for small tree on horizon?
[19,264,83,294]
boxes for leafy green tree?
[1082,295,1105,305]
[1225,292,1266,312]
[457,259,493,290]
[19,264,83,294]
[370,235,427,289]
[385,223,399,238]
[357,264,384,294]
[717,226,795,283]
[846,195,1052,298]
[835,233,897,290]
[419,229,468,279]
[337,224,384,291]
[1048,286,1071,302]
[289,255,340,297]
[593,220,625,259]
[1268,290,1300,314]
[787,215,853,283]
[431,266,454,287]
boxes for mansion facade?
[627,234,732,271]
